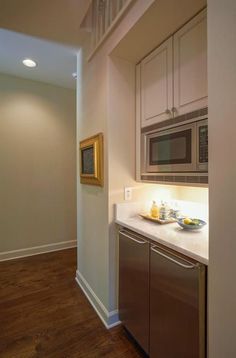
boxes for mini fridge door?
[150,244,206,358]
[119,229,150,354]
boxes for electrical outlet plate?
[124,187,132,201]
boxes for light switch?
[124,187,132,201]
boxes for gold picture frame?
[79,133,103,186]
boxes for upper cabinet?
[139,9,207,128]
[173,10,207,116]
[141,38,173,127]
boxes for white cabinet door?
[173,9,207,116]
[141,37,173,127]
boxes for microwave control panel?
[199,125,208,163]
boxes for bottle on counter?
[164,201,170,219]
[159,201,169,220]
[150,201,159,218]
[169,201,181,219]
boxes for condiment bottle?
[150,201,159,218]
[159,201,167,220]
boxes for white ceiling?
[0,0,90,47]
[0,29,79,89]
[0,0,91,89]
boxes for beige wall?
[0,73,76,255]
[208,0,236,356]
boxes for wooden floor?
[0,248,145,358]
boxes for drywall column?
[76,47,110,324]
[208,1,236,356]
[76,0,156,328]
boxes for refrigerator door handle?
[119,230,147,244]
[151,246,197,269]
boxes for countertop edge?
[116,219,208,266]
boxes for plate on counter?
[139,213,177,225]
[177,218,207,231]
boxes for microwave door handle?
[144,134,149,173]
[193,122,198,171]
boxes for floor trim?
[75,270,120,329]
[0,240,77,261]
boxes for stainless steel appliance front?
[150,244,206,358]
[119,230,149,354]
[142,118,208,174]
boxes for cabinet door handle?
[151,246,197,269]
[171,107,177,116]
[119,230,147,244]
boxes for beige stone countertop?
[115,202,209,265]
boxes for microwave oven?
[141,119,208,174]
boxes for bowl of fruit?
[177,217,207,231]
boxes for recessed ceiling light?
[72,72,77,79]
[22,58,37,68]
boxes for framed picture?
[79,133,103,186]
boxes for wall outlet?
[124,187,132,201]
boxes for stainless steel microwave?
[141,119,208,174]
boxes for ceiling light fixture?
[22,58,37,68]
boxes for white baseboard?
[0,240,77,262]
[75,270,120,329]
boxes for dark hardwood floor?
[0,248,145,358]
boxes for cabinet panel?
[119,230,149,354]
[174,10,207,116]
[141,37,173,127]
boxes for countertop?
[115,202,209,265]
